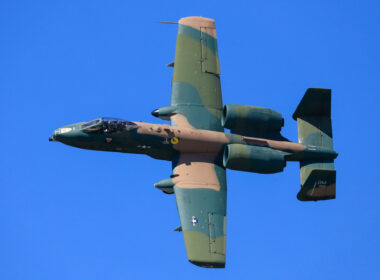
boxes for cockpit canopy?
[82,117,138,134]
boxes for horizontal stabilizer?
[297,167,336,201]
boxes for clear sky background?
[1,1,379,279]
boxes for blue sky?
[1,1,379,279]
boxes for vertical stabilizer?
[293,88,337,201]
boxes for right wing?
[169,16,227,268]
[172,153,227,268]
[170,16,223,131]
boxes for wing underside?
[170,16,223,131]
[172,153,227,268]
[169,16,227,268]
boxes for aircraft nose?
[49,128,59,142]
[50,126,77,143]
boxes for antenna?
[159,21,178,24]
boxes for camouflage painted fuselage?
[53,121,335,163]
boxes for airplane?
[49,16,338,268]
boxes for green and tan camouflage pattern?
[51,121,337,163]
[50,113,338,267]
[170,16,222,131]
[293,88,336,201]
[222,104,284,138]
[169,17,227,268]
[50,17,338,268]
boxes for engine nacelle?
[223,144,286,174]
[221,104,284,136]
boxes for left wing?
[172,153,227,268]
[170,16,223,131]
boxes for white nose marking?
[59,127,72,134]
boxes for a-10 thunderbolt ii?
[50,16,338,268]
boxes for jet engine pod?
[222,104,284,136]
[223,144,286,174]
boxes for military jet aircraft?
[50,16,338,268]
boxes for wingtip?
[178,16,215,24]
[189,260,225,268]
[177,16,217,38]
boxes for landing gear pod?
[151,106,177,120]
[154,178,174,194]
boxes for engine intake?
[222,104,284,136]
[223,144,286,174]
